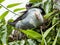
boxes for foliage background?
[0,0,60,45]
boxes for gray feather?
[15,8,44,29]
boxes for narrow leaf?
[0,11,9,19]
[7,3,21,8]
[41,29,47,45]
[14,8,25,12]
[43,21,59,38]
[52,30,59,45]
[44,10,58,20]
[0,0,4,3]
[21,30,42,40]
[30,0,42,3]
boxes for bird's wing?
[13,11,28,22]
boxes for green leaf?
[44,10,58,20]
[27,39,37,45]
[43,0,53,13]
[0,11,9,19]
[8,41,21,45]
[21,30,42,40]
[1,25,7,45]
[14,8,25,12]
[29,0,42,3]
[0,6,2,9]
[41,29,47,45]
[43,21,59,38]
[0,0,4,3]
[7,3,21,8]
[7,24,14,36]
[52,30,59,45]
[8,19,14,22]
[52,17,57,25]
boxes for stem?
[0,3,19,16]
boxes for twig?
[0,3,19,16]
